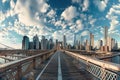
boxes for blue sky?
[0,0,120,49]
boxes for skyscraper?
[63,35,67,49]
[22,36,29,50]
[115,41,118,50]
[45,39,48,49]
[56,39,58,45]
[85,39,90,51]
[39,42,41,49]
[107,37,112,51]
[33,35,39,49]
[104,26,108,46]
[111,38,115,50]
[90,33,94,50]
[48,38,54,49]
[29,42,34,49]
[41,36,47,50]
[80,36,83,50]
[98,40,103,49]
[74,33,76,46]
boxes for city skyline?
[22,35,54,50]
[0,0,120,49]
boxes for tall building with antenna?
[104,26,108,46]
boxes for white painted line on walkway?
[58,52,62,80]
[36,52,56,80]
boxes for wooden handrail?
[0,49,56,72]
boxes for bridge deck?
[35,51,93,80]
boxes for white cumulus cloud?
[94,0,108,11]
[88,15,96,27]
[72,0,89,11]
[81,30,89,36]
[2,0,7,3]
[109,19,119,31]
[82,0,89,11]
[72,0,81,3]
[106,4,120,31]
[14,0,45,27]
[36,0,50,13]
[10,0,15,9]
[76,20,83,30]
[61,6,79,21]
[47,9,56,18]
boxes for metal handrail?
[65,51,120,72]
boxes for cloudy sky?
[0,0,120,49]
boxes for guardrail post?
[33,58,36,69]
[17,65,22,80]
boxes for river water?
[0,54,27,64]
[111,55,120,64]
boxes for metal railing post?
[33,58,36,69]
[17,65,22,80]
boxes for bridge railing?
[0,50,47,56]
[66,49,108,56]
[0,49,56,80]
[65,50,120,80]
